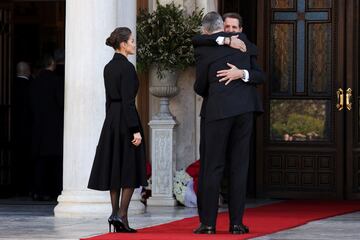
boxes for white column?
[54,0,144,217]
[117,0,137,64]
[196,0,217,12]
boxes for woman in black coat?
[88,27,147,233]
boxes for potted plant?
[137,1,203,119]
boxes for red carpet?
[82,200,360,240]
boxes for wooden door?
[257,0,345,199]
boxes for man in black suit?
[193,12,265,234]
[30,54,64,200]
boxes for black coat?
[12,76,32,146]
[88,53,147,190]
[192,32,265,122]
[30,69,64,156]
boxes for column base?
[147,196,177,206]
[54,190,145,217]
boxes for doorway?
[0,0,151,200]
[0,0,65,199]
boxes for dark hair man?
[216,12,255,83]
[30,54,64,200]
[223,12,243,32]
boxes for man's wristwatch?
[216,36,231,45]
[224,37,231,45]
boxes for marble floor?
[0,199,359,240]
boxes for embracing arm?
[192,34,221,47]
[192,33,254,53]
[217,55,265,85]
[193,48,210,97]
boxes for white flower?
[145,177,152,190]
[173,170,192,205]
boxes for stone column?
[147,119,177,206]
[117,1,137,64]
[196,0,217,12]
[54,0,144,217]
[147,68,178,206]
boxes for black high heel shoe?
[108,215,125,232]
[119,215,137,233]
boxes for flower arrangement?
[173,169,192,205]
[136,1,203,78]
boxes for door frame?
[346,0,360,199]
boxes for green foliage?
[270,100,327,140]
[272,113,324,136]
[137,1,203,78]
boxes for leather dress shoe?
[193,223,216,234]
[229,224,249,234]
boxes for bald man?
[12,61,32,195]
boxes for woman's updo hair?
[106,27,132,50]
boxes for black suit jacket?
[193,32,265,122]
[30,69,64,156]
[12,76,32,146]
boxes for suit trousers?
[197,112,254,226]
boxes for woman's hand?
[132,132,142,146]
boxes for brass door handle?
[336,88,344,111]
[346,88,352,111]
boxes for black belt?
[110,99,122,102]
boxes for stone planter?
[149,67,179,120]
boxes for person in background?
[54,48,65,80]
[30,54,64,201]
